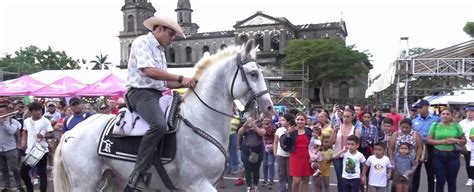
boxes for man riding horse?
[124,15,197,191]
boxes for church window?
[169,48,175,63]
[186,47,192,62]
[255,33,264,51]
[179,13,183,23]
[127,15,135,32]
[202,46,210,54]
[220,44,227,50]
[339,82,349,98]
[271,33,280,51]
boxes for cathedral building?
[118,0,368,105]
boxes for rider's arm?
[166,81,185,89]
[141,67,181,82]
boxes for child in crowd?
[393,142,416,192]
[381,118,394,155]
[362,142,392,192]
[309,124,322,176]
[319,137,333,192]
[333,135,366,192]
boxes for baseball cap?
[99,103,108,109]
[69,97,81,105]
[47,102,56,107]
[465,105,474,111]
[417,99,430,107]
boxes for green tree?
[463,21,474,38]
[0,45,79,77]
[284,39,371,108]
[90,53,111,70]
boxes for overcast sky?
[0,0,473,78]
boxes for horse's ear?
[244,39,255,58]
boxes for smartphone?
[289,119,296,127]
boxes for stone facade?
[118,0,368,103]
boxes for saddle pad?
[98,116,177,163]
[98,117,142,162]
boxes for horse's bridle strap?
[177,114,229,185]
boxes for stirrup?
[127,171,152,190]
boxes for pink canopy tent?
[0,75,46,96]
[32,76,86,97]
[74,73,126,96]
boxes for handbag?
[22,142,47,167]
[454,124,468,155]
[248,151,259,163]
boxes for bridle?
[230,53,269,113]
[190,53,269,117]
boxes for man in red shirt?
[386,106,402,132]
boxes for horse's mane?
[191,47,240,81]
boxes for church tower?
[175,0,199,34]
[118,0,156,68]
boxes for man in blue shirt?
[411,99,439,192]
[62,97,93,133]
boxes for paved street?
[1,157,472,191]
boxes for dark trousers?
[464,151,474,179]
[126,88,167,173]
[0,149,22,189]
[333,157,344,192]
[20,153,48,192]
[412,144,435,192]
[432,150,460,192]
[342,178,361,192]
[277,155,292,192]
[241,151,263,187]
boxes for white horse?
[53,40,273,192]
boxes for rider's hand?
[182,77,197,88]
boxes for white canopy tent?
[423,90,474,105]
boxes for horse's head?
[230,40,273,114]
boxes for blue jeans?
[432,150,460,192]
[342,178,361,192]
[263,151,275,182]
[334,157,344,192]
[228,133,239,173]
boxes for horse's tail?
[53,134,72,192]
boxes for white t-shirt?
[24,117,53,154]
[275,127,290,157]
[365,155,392,187]
[460,119,474,151]
[342,151,366,179]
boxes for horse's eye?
[250,72,258,78]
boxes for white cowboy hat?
[143,16,186,38]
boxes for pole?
[301,62,305,102]
[396,73,400,114]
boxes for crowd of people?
[0,97,123,192]
[1,95,473,192]
[223,100,474,192]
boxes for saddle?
[97,91,181,190]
